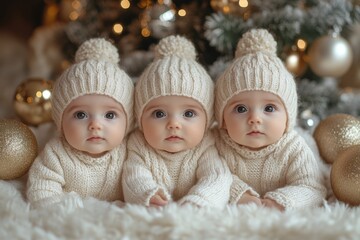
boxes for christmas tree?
[10,0,360,132]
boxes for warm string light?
[210,0,251,18]
[62,0,186,38]
[120,0,130,9]
[112,0,131,35]
[239,0,248,8]
[178,9,186,17]
[70,0,82,21]
[113,23,124,35]
[60,0,85,21]
[297,39,307,51]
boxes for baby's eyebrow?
[263,99,282,105]
[226,98,246,107]
[143,105,164,113]
[64,105,86,113]
[182,104,203,111]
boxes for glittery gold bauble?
[0,119,38,180]
[313,114,360,164]
[13,78,53,126]
[331,145,360,205]
[308,34,353,78]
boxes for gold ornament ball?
[0,119,38,180]
[313,113,360,164]
[13,78,53,126]
[308,34,353,78]
[331,145,360,205]
[284,47,308,77]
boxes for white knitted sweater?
[27,137,126,208]
[215,129,327,209]
[122,129,232,208]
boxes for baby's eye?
[105,111,116,119]
[184,110,196,118]
[264,105,276,112]
[235,105,247,113]
[74,111,87,119]
[153,110,166,119]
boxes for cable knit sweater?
[27,137,126,208]
[122,129,232,208]
[215,128,326,209]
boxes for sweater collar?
[155,148,190,162]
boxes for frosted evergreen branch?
[303,0,354,40]
[251,6,304,50]
[204,13,251,54]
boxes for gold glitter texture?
[313,114,360,164]
[0,119,38,179]
[331,145,360,205]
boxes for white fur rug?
[2,128,359,239]
[1,177,360,240]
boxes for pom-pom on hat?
[51,38,134,134]
[215,29,298,132]
[135,35,214,129]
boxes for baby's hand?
[261,198,285,211]
[237,192,262,206]
[149,194,168,207]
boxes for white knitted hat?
[135,35,214,129]
[51,38,134,134]
[215,29,297,132]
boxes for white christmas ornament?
[308,34,353,78]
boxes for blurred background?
[0,0,359,149]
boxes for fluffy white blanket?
[1,177,359,240]
[1,127,358,239]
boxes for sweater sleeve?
[264,137,327,209]
[26,139,66,208]
[122,132,170,206]
[178,141,232,209]
[214,128,259,204]
[229,174,260,204]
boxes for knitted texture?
[135,35,214,129]
[215,29,297,132]
[122,129,232,208]
[27,137,127,208]
[51,38,134,134]
[215,128,327,209]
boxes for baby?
[122,35,232,208]
[214,29,326,210]
[27,38,134,208]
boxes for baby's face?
[141,95,206,153]
[62,94,127,157]
[222,91,287,150]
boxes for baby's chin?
[241,143,269,151]
[83,149,109,158]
